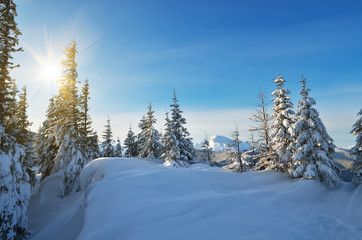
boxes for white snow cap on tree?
[114,138,123,157]
[162,91,195,167]
[124,126,138,157]
[350,109,362,185]
[270,75,295,166]
[169,90,195,164]
[1,1,31,237]
[138,104,162,158]
[162,112,184,167]
[290,76,340,188]
[101,116,115,157]
[0,127,30,239]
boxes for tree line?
[0,1,361,239]
[100,91,195,167]
[221,75,357,189]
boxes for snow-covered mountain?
[195,135,250,152]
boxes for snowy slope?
[195,135,250,152]
[333,148,354,169]
[28,158,362,240]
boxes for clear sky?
[12,0,362,147]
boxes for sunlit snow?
[28,158,362,240]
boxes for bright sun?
[39,61,62,81]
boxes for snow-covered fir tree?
[162,91,195,166]
[0,1,30,238]
[161,112,183,167]
[114,137,123,157]
[270,75,295,171]
[290,76,340,187]
[34,98,59,181]
[201,133,212,164]
[79,78,99,161]
[250,91,278,171]
[101,116,115,157]
[138,104,162,158]
[54,41,88,197]
[124,126,138,157]
[350,109,362,185]
[14,86,36,186]
[170,91,195,163]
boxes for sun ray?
[23,34,63,84]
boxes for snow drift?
[28,157,362,240]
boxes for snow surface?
[195,135,250,152]
[28,157,362,240]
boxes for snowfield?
[28,158,362,240]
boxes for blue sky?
[13,0,362,147]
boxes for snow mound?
[195,135,250,152]
[29,158,362,240]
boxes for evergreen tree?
[168,90,195,164]
[79,78,99,161]
[79,79,91,138]
[161,112,183,167]
[162,92,195,167]
[250,91,278,171]
[114,137,123,157]
[54,41,87,197]
[34,98,58,180]
[101,116,115,157]
[350,109,362,185]
[201,133,212,164]
[0,1,21,125]
[124,126,138,157]
[138,103,162,158]
[0,1,30,238]
[14,86,35,186]
[136,115,146,155]
[88,130,100,160]
[270,75,295,171]
[6,78,18,131]
[290,76,340,187]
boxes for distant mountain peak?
[195,135,250,152]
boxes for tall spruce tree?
[124,126,138,157]
[79,78,99,161]
[138,103,162,158]
[161,111,182,166]
[0,1,30,238]
[162,91,195,166]
[350,109,362,185]
[270,75,295,171]
[34,98,58,180]
[54,41,88,197]
[14,86,35,186]
[101,116,115,157]
[290,76,340,187]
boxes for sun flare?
[39,61,62,81]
